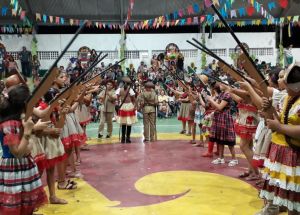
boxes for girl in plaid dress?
[205,83,238,166]
[0,85,48,215]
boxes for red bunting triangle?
[279,0,288,8]
[247,6,255,16]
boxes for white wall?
[0,32,288,70]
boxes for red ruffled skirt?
[0,156,48,215]
[260,143,300,212]
[60,113,86,150]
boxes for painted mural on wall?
[78,46,91,68]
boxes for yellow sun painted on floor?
[39,171,282,215]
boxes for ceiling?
[0,0,300,26]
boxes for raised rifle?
[25,21,87,120]
[55,83,83,128]
[52,58,126,127]
[41,52,106,122]
[163,64,199,103]
[187,39,248,83]
[210,4,268,96]
[205,74,232,87]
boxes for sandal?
[190,140,196,144]
[238,172,250,178]
[68,171,83,179]
[245,175,260,181]
[193,143,204,147]
[57,180,77,190]
[80,145,90,151]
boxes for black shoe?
[144,139,150,143]
[98,133,103,138]
[106,135,111,138]
[121,139,125,144]
[126,139,131,143]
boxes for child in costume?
[0,84,48,215]
[205,82,238,166]
[257,63,300,215]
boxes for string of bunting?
[0,0,299,34]
[0,0,32,34]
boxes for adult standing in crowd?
[139,81,158,142]
[285,44,293,67]
[98,80,117,139]
[32,55,40,82]
[18,46,32,77]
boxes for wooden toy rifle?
[163,64,199,103]
[55,83,83,128]
[210,4,268,96]
[187,39,248,83]
[41,52,107,121]
[205,74,233,88]
[51,58,126,126]
[25,21,87,120]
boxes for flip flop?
[238,172,250,178]
[57,180,77,190]
[245,175,260,181]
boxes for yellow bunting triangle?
[36,13,41,21]
[213,0,220,6]
[267,19,272,25]
[12,9,17,16]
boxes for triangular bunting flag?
[293,16,299,22]
[55,16,60,24]
[230,10,237,18]
[213,0,220,6]
[36,13,41,21]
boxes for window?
[151,50,165,57]
[229,48,274,56]
[181,49,198,58]
[249,48,274,56]
[62,51,77,60]
[6,52,19,60]
[210,49,227,57]
[124,51,140,59]
[103,51,118,59]
[38,51,59,60]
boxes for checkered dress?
[209,92,236,146]
[0,120,48,215]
